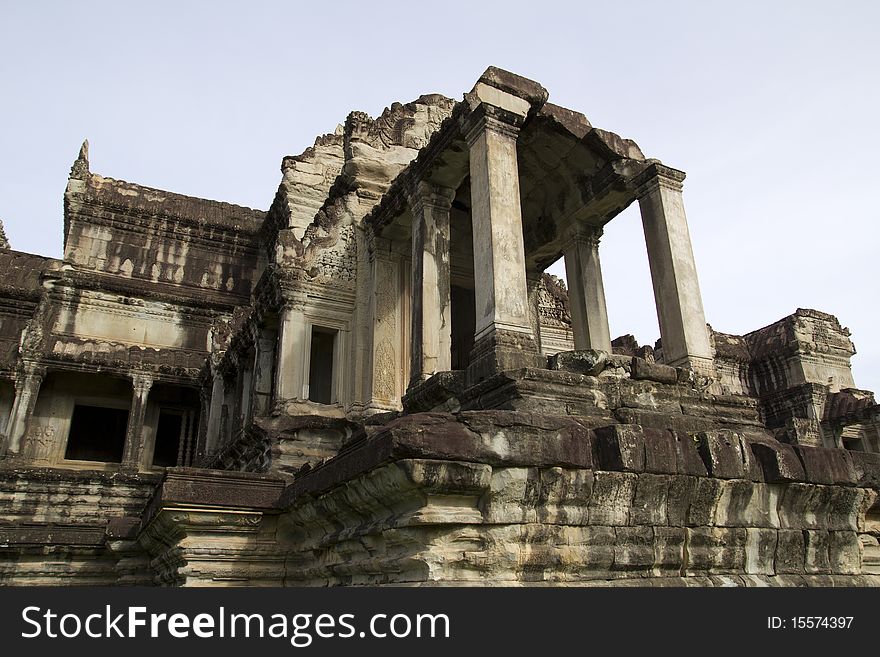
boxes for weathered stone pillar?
[196,385,210,461]
[463,101,541,381]
[3,362,45,456]
[253,329,276,415]
[274,298,307,406]
[365,234,405,412]
[563,226,612,353]
[636,163,714,376]
[204,365,225,456]
[122,373,153,468]
[175,410,196,467]
[239,358,254,429]
[526,270,544,353]
[408,181,456,387]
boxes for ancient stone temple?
[1,68,878,586]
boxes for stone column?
[562,225,612,353]
[3,362,45,456]
[274,298,307,407]
[636,163,714,376]
[204,366,225,456]
[464,104,541,381]
[195,386,210,462]
[122,373,153,468]
[364,232,405,413]
[239,359,254,430]
[175,410,196,467]
[408,181,456,388]
[253,330,276,416]
[526,270,544,353]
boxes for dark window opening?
[842,433,866,452]
[308,327,336,404]
[153,410,183,467]
[451,285,475,370]
[64,404,129,463]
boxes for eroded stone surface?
[0,67,877,587]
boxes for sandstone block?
[642,428,678,474]
[804,530,831,574]
[687,477,724,526]
[745,528,778,575]
[848,451,880,491]
[749,441,806,483]
[614,526,654,572]
[580,525,616,571]
[534,467,594,525]
[482,467,539,524]
[548,349,606,376]
[714,480,779,528]
[775,530,806,574]
[829,531,861,575]
[594,424,644,472]
[686,527,747,574]
[794,445,857,486]
[630,357,678,385]
[653,526,686,575]
[666,475,697,526]
[630,474,669,526]
[671,431,708,477]
[695,430,745,479]
[588,471,636,526]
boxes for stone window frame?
[60,394,131,468]
[300,313,349,407]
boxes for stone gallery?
[0,68,878,586]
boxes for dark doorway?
[308,327,336,404]
[153,410,183,466]
[64,404,129,462]
[451,285,475,370]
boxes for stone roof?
[0,250,56,300]
[81,173,266,232]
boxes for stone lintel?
[474,66,549,107]
[633,161,687,197]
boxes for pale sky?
[1,1,878,392]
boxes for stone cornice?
[80,173,266,233]
[461,102,524,146]
[633,161,687,197]
[52,269,250,312]
[69,203,263,251]
[562,224,604,251]
[407,180,456,217]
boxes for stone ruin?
[0,67,878,586]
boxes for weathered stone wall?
[0,68,877,588]
[0,251,56,376]
[65,173,263,299]
[0,468,158,585]
[127,414,880,586]
[706,309,874,450]
[745,309,857,394]
[272,416,879,586]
